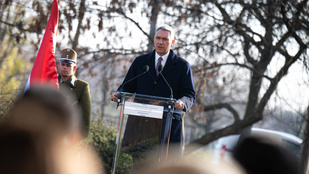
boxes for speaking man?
[112,25,196,155]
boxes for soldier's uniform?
[58,48,91,137]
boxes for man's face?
[154,29,175,56]
[58,62,76,77]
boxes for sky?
[273,60,309,112]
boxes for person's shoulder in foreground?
[232,136,299,174]
[136,152,245,174]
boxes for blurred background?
[0,0,309,173]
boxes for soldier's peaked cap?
[59,48,77,64]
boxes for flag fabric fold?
[24,0,59,92]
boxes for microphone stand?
[116,65,150,109]
[158,65,175,119]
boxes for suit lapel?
[160,50,177,76]
[145,51,157,79]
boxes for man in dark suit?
[58,48,91,137]
[112,25,196,154]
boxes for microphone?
[158,65,173,99]
[119,65,149,92]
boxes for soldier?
[58,48,91,137]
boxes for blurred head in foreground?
[8,85,82,144]
[0,127,104,174]
[0,128,45,174]
[136,147,245,174]
[0,86,104,174]
[232,136,299,174]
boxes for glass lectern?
[111,91,176,174]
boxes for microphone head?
[144,65,149,72]
[158,65,163,72]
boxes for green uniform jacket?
[58,75,91,137]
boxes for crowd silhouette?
[0,86,300,174]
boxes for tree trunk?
[147,0,161,52]
[72,0,85,51]
[300,106,309,174]
[72,0,86,77]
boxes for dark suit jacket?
[119,49,196,120]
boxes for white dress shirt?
[155,51,169,69]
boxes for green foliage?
[0,39,30,122]
[122,137,160,168]
[85,120,133,174]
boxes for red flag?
[24,0,59,92]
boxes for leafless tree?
[1,1,309,163]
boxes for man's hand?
[175,100,184,110]
[111,93,118,102]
